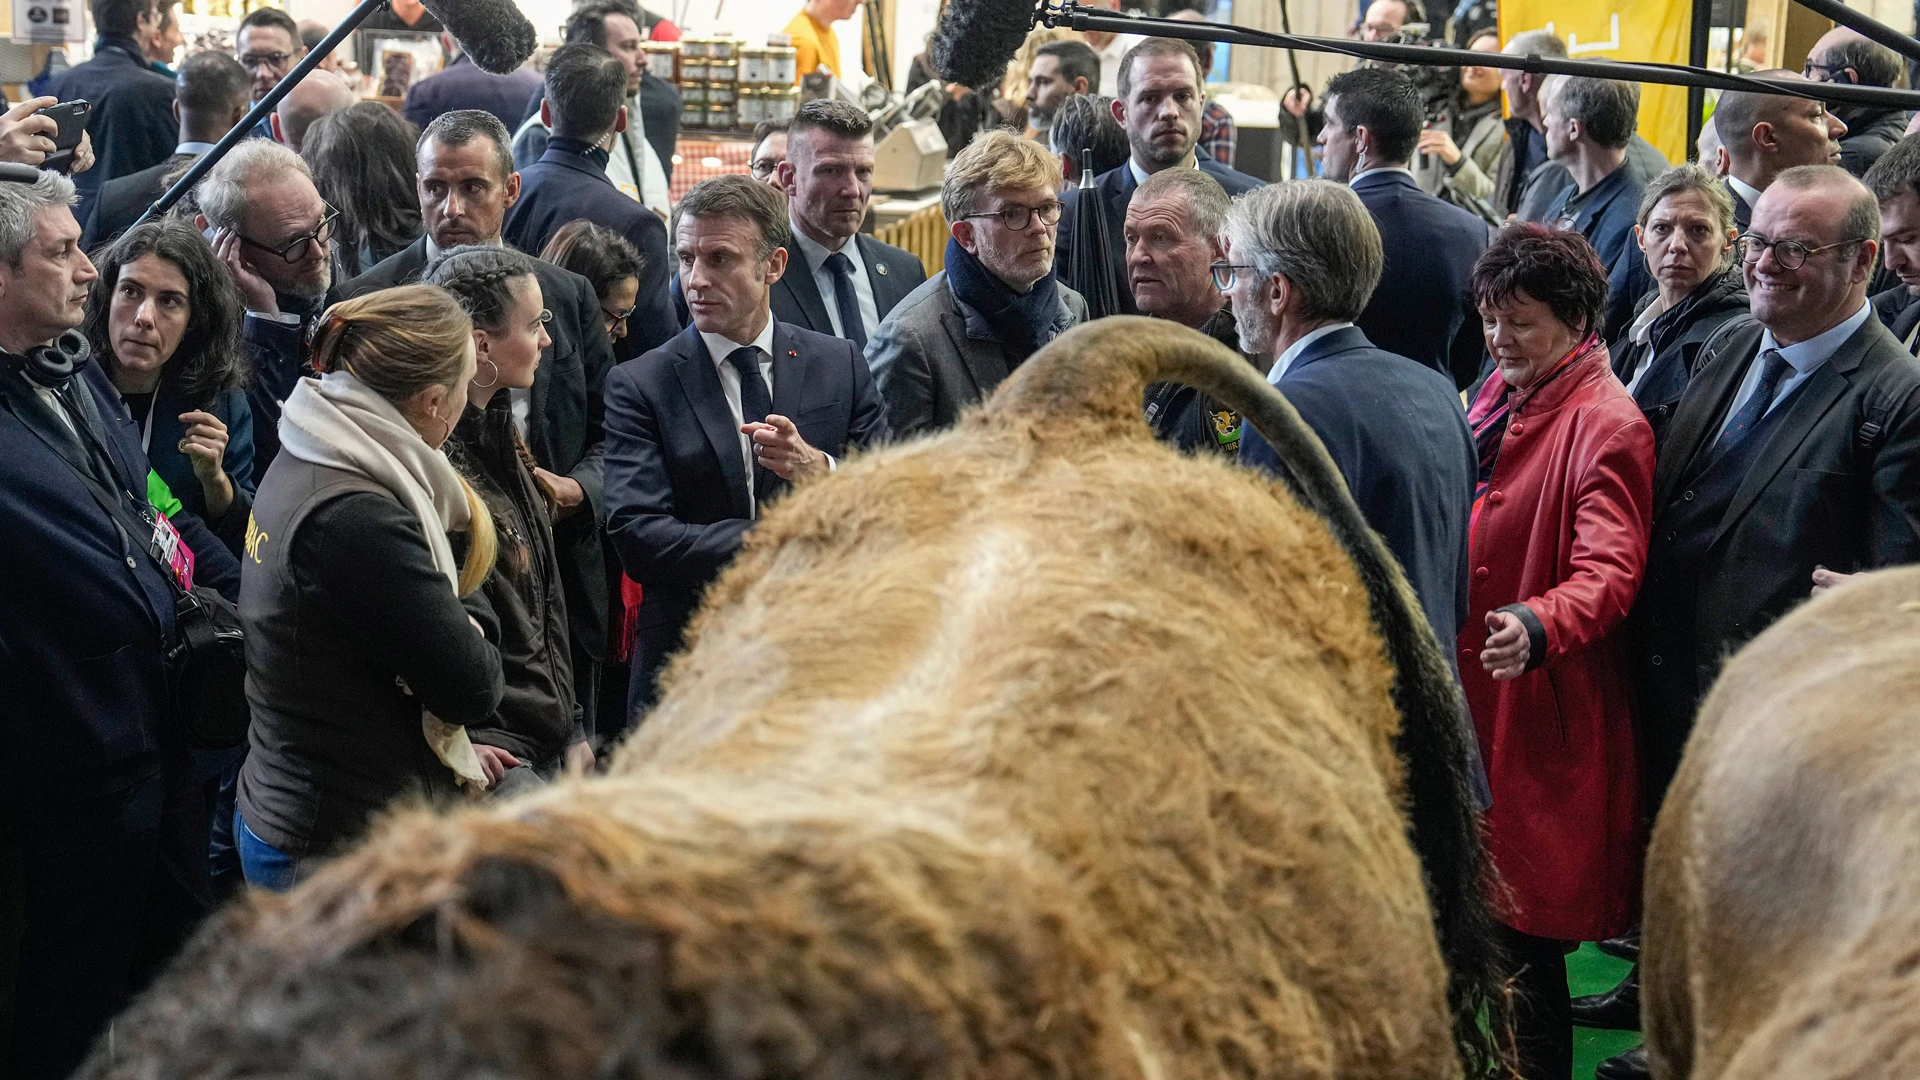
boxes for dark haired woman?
[427,244,593,786]
[1463,223,1655,1080]
[86,217,254,551]
[302,102,424,274]
[540,220,642,350]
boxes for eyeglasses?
[1735,232,1872,270]
[964,201,1064,232]
[240,205,339,263]
[1209,261,1260,290]
[1801,60,1854,83]
[600,302,635,329]
[749,157,782,179]
[239,50,293,70]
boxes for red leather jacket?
[1460,344,1655,942]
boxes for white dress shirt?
[699,315,779,512]
[791,224,878,340]
[1267,322,1354,384]
[1349,165,1417,187]
[1727,174,1764,217]
[1714,300,1871,442]
[1621,292,1675,397]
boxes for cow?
[1643,565,1920,1080]
[78,318,1504,1080]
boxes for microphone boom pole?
[1040,2,1920,110]
[133,0,393,229]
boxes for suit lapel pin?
[875,262,888,275]
[788,350,797,357]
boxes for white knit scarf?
[279,370,489,789]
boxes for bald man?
[1803,27,1911,177]
[272,69,355,153]
[1713,69,1847,230]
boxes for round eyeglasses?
[1735,233,1871,270]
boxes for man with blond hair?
[867,130,1088,438]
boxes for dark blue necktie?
[1712,348,1792,459]
[824,251,868,351]
[725,345,780,512]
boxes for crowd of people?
[4,2,1920,1079]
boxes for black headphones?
[0,162,93,388]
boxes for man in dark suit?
[504,44,675,355]
[1054,37,1261,318]
[1317,65,1489,389]
[604,176,888,720]
[512,2,679,198]
[1635,165,1920,816]
[1715,70,1849,234]
[403,34,544,134]
[82,49,249,251]
[1225,177,1478,697]
[54,0,177,215]
[339,108,622,745]
[1538,75,1658,342]
[0,169,239,1080]
[771,98,925,346]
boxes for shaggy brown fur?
[80,318,1497,1080]
[1643,565,1920,1080]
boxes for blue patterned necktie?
[725,345,779,511]
[1712,347,1792,458]
[824,251,868,351]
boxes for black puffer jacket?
[448,400,580,765]
[1609,267,1750,449]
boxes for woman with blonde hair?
[235,285,505,890]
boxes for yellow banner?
[1499,0,1691,164]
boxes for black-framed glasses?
[1801,60,1855,83]
[239,50,293,70]
[1209,261,1259,290]
[600,302,633,329]
[241,204,338,263]
[749,157,782,179]
[964,201,1064,231]
[1735,232,1872,270]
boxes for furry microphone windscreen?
[418,0,539,74]
[930,0,1039,88]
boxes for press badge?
[150,510,196,592]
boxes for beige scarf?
[278,371,489,789]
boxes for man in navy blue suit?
[402,35,544,135]
[1539,74,1659,343]
[1225,177,1477,683]
[603,176,889,724]
[1318,65,1489,389]
[771,98,926,346]
[1055,37,1262,317]
[0,169,239,1080]
[504,43,676,354]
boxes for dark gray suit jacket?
[865,271,1089,439]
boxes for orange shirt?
[783,10,841,80]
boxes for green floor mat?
[1568,942,1641,1079]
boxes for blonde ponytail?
[455,473,497,596]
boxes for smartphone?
[35,99,90,174]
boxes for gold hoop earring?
[473,357,499,388]
[427,409,451,446]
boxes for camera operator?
[1412,27,1504,221]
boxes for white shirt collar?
[1628,292,1674,346]
[1758,299,1873,376]
[1267,322,1354,384]
[790,221,855,270]
[424,233,502,264]
[175,140,215,155]
[1727,174,1764,212]
[1127,154,1199,188]
[1349,165,1415,187]
[699,312,778,369]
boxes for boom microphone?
[930,0,1040,88]
[418,0,539,74]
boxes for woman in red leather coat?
[1462,224,1655,1080]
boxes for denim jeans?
[234,808,299,892]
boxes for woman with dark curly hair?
[302,102,424,273]
[426,244,593,787]
[1461,222,1656,1080]
[86,217,254,548]
[539,220,642,348]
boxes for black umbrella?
[1064,148,1125,320]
